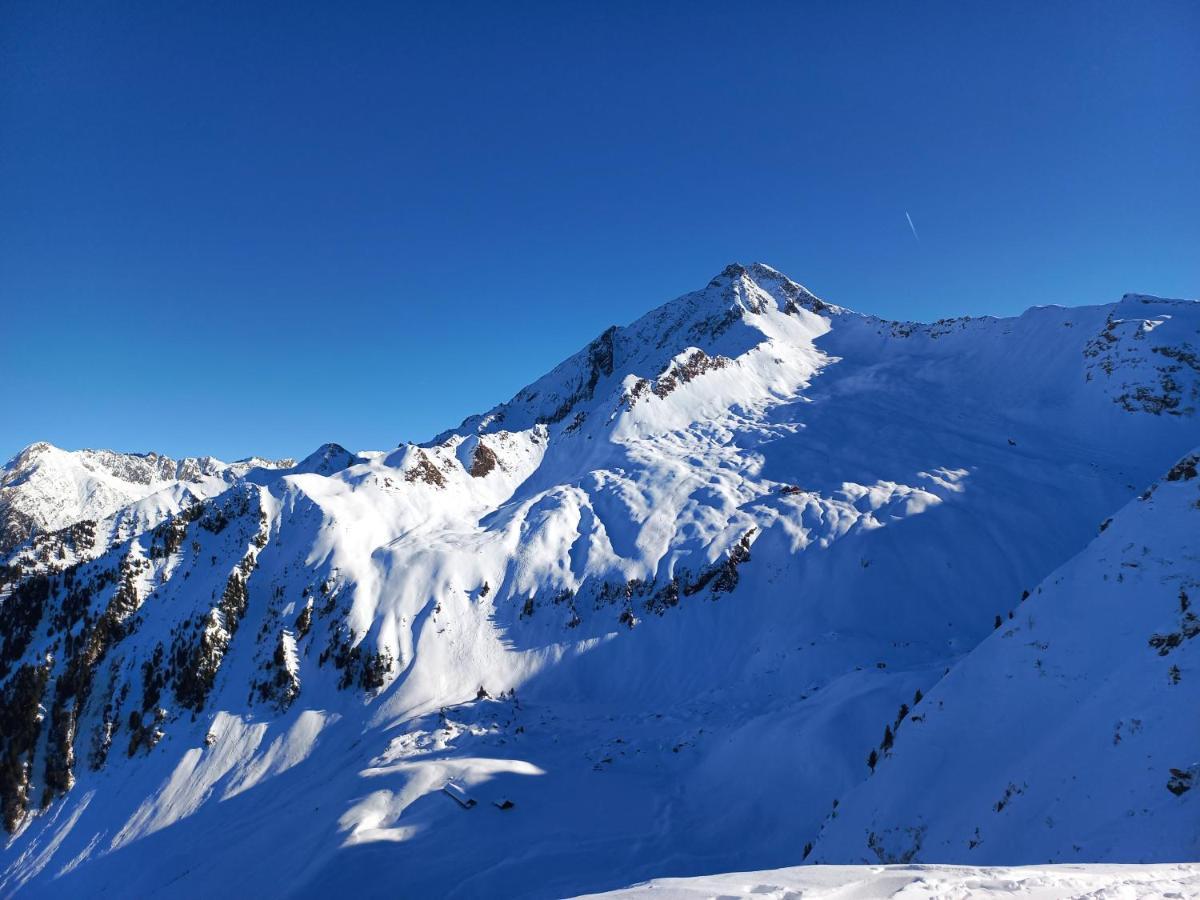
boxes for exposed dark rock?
[541,326,618,425]
[1168,766,1196,796]
[405,451,447,488]
[651,350,729,400]
[469,442,498,478]
[1165,454,1198,482]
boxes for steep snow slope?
[0,265,1197,898]
[808,449,1200,865]
[0,443,295,554]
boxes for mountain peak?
[708,261,752,284]
[441,264,847,440]
[7,440,59,469]
[706,262,838,316]
[291,442,363,475]
[709,261,786,284]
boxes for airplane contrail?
[905,211,920,242]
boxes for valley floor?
[578,863,1200,899]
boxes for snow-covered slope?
[0,265,1197,898]
[0,443,295,555]
[808,448,1200,865]
[581,862,1200,899]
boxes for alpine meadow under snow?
[1,264,1198,898]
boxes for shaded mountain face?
[808,448,1200,865]
[0,265,1197,898]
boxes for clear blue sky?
[2,1,1197,463]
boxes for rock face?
[0,264,1198,898]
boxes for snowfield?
[578,863,1200,899]
[0,264,1197,898]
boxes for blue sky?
[2,1,1197,463]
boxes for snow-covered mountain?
[809,449,1200,864]
[0,264,1197,898]
[0,443,295,555]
